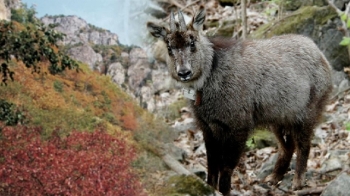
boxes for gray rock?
[321,150,349,173]
[163,143,188,162]
[68,44,102,69]
[41,15,119,46]
[107,62,125,86]
[151,67,172,93]
[120,52,129,65]
[190,164,207,180]
[318,18,349,71]
[320,157,342,173]
[140,85,155,112]
[252,6,349,72]
[172,118,196,134]
[321,172,350,196]
[338,79,350,94]
[332,70,349,90]
[127,48,152,92]
[333,0,350,10]
[257,153,278,180]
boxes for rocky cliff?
[41,15,119,46]
[40,15,118,71]
[41,15,177,113]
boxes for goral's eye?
[190,41,195,47]
[190,40,196,52]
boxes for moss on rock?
[246,129,277,150]
[158,174,215,196]
[251,6,337,39]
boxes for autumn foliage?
[0,126,145,196]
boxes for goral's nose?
[177,69,192,80]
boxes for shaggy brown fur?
[147,8,333,196]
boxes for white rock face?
[67,44,102,70]
[41,15,119,46]
[108,62,125,86]
[127,48,151,91]
[0,0,9,20]
[0,0,21,21]
[40,15,119,69]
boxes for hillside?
[0,4,214,196]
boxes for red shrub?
[0,126,146,196]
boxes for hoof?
[292,180,302,190]
[292,177,304,190]
[264,174,281,186]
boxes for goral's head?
[147,7,211,88]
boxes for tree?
[0,20,79,84]
[10,3,37,24]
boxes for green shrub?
[53,80,64,92]
[0,99,26,126]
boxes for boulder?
[151,64,172,93]
[251,6,348,71]
[107,62,125,86]
[283,0,327,11]
[157,174,215,196]
[67,44,102,69]
[127,48,152,92]
[333,0,350,10]
[140,85,155,112]
[120,52,129,65]
[321,172,350,196]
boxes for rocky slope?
[148,0,350,195]
[171,92,350,195]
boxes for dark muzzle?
[177,69,193,81]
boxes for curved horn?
[170,11,176,32]
[178,10,187,32]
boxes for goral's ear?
[147,22,167,39]
[191,7,206,31]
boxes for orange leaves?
[121,102,138,131]
[121,112,138,131]
[3,57,143,135]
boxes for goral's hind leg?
[219,131,248,196]
[265,126,295,185]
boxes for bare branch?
[241,0,248,39]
